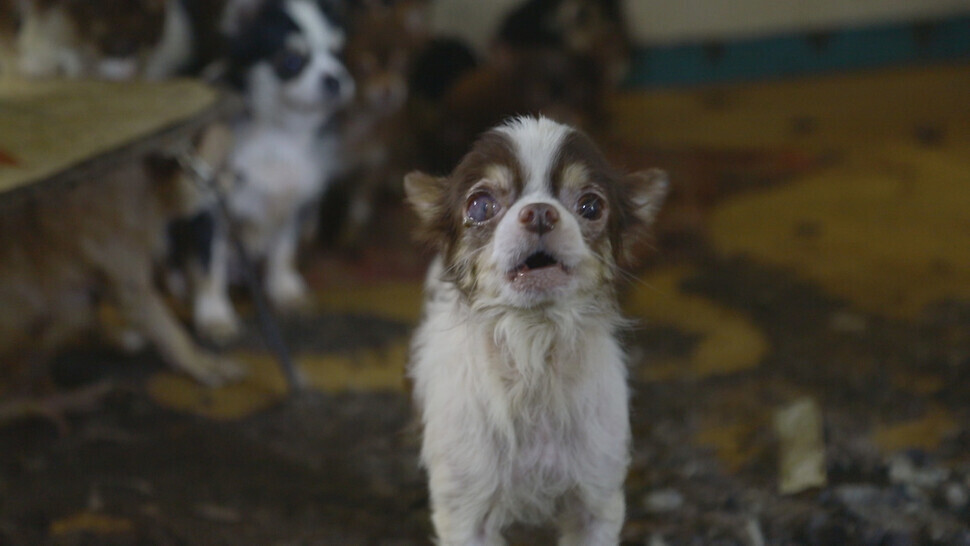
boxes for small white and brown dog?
[405,116,667,545]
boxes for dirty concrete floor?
[2,64,970,545]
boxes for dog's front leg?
[430,505,506,546]
[192,223,240,344]
[265,215,308,312]
[557,489,625,546]
[115,265,245,386]
[427,468,506,546]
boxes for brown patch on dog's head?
[406,132,516,244]
[552,131,667,269]
[406,116,667,302]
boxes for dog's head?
[226,0,353,122]
[344,0,429,116]
[52,0,168,79]
[494,0,630,85]
[405,116,667,309]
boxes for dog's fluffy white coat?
[412,257,630,545]
[408,117,667,544]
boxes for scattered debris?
[192,503,242,524]
[944,481,968,511]
[888,450,949,489]
[828,310,868,333]
[642,488,685,514]
[745,518,765,546]
[774,397,827,494]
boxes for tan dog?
[334,0,430,246]
[0,127,244,390]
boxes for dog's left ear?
[628,168,669,226]
[617,168,668,269]
[404,170,447,225]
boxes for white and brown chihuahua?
[405,116,667,544]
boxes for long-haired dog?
[421,45,603,175]
[11,0,197,79]
[405,116,667,544]
[0,128,244,389]
[329,0,429,246]
[188,0,353,341]
[493,0,631,86]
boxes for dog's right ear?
[404,171,447,226]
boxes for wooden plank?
[0,78,240,201]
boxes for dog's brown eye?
[466,192,499,224]
[576,193,604,221]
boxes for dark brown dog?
[493,0,632,86]
[420,46,604,175]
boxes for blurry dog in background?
[187,0,354,341]
[411,0,628,175]
[0,127,244,390]
[5,0,243,80]
[406,116,667,544]
[493,0,631,86]
[422,46,603,175]
[328,0,430,246]
[11,0,196,79]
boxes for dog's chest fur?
[413,258,630,521]
[228,124,339,227]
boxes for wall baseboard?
[627,15,970,87]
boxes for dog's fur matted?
[405,116,667,544]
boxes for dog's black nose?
[519,203,559,235]
[322,74,342,97]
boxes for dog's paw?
[266,271,309,313]
[180,353,248,387]
[194,296,241,344]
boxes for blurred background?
[1,0,969,544]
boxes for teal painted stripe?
[626,15,970,87]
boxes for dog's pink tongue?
[510,265,569,292]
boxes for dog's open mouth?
[523,251,557,270]
[508,251,570,292]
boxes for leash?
[175,129,304,396]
